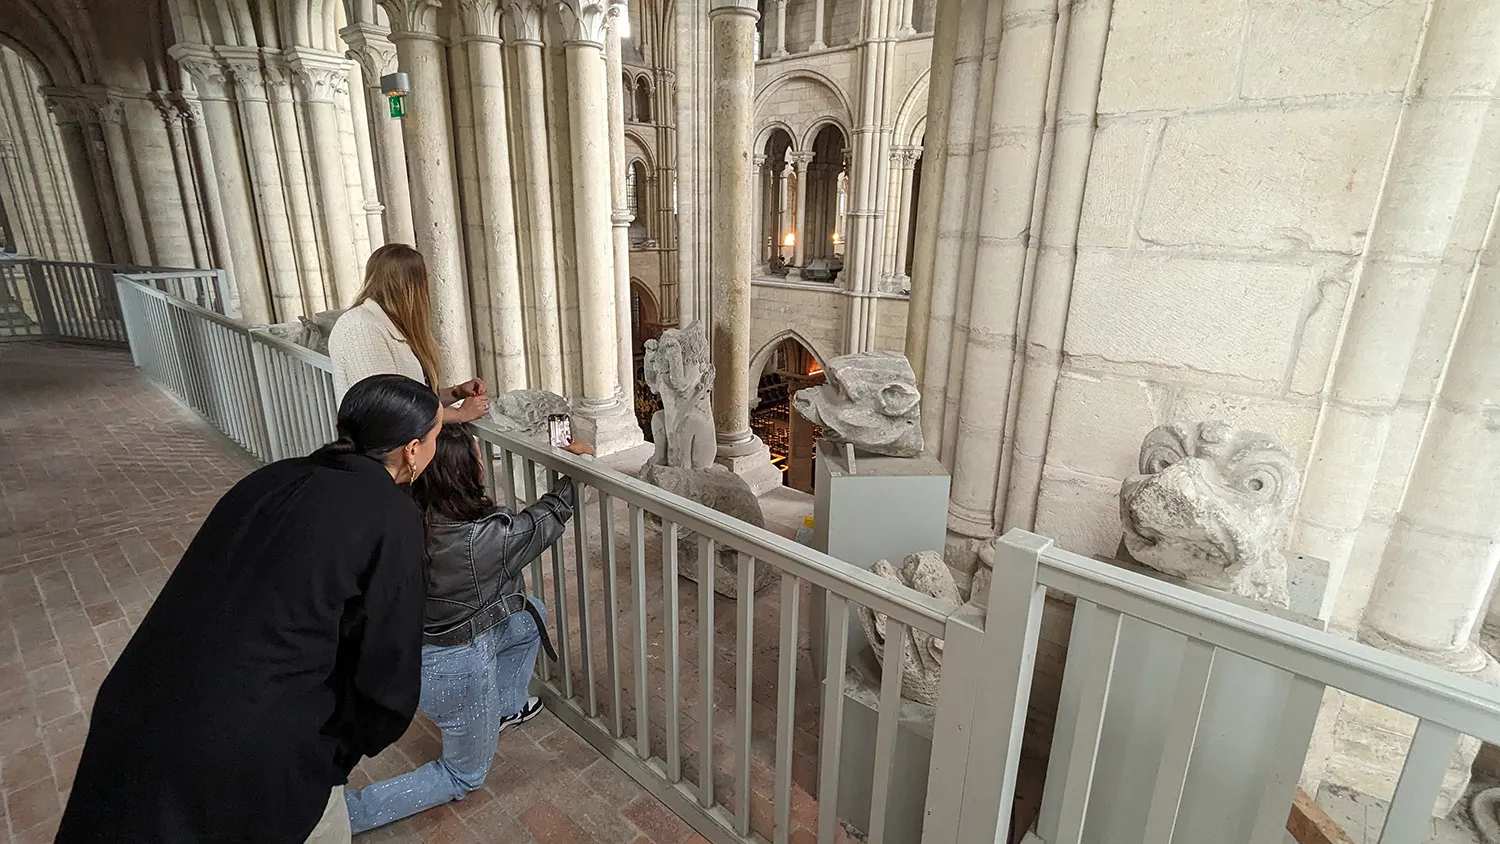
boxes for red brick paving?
[0,342,694,844]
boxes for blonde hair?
[354,244,443,391]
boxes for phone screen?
[547,414,573,448]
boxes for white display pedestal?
[808,441,951,680]
[833,650,934,843]
[1054,552,1330,844]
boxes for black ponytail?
[314,374,441,461]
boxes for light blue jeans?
[344,597,544,834]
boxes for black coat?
[57,451,427,844]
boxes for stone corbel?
[378,0,446,38]
[556,0,625,49]
[39,87,96,126]
[148,91,185,127]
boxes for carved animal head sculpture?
[858,551,962,705]
[1119,421,1301,606]
[643,324,714,401]
[792,352,923,457]
[295,308,346,355]
[488,390,571,438]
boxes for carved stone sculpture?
[793,352,923,458]
[642,324,717,470]
[858,551,961,705]
[639,464,775,599]
[295,308,345,355]
[1119,421,1301,607]
[488,390,570,439]
[637,323,771,599]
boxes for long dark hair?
[412,423,494,524]
[317,374,441,461]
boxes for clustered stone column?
[557,0,642,452]
[843,0,901,353]
[790,151,813,268]
[507,0,565,394]
[0,64,99,264]
[606,25,635,394]
[343,23,415,246]
[708,0,780,494]
[289,49,363,306]
[32,86,120,264]
[458,0,528,392]
[380,0,475,380]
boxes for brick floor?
[0,342,701,844]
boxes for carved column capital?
[457,0,504,39]
[789,150,815,171]
[40,87,96,125]
[259,57,297,101]
[556,0,625,49]
[341,23,401,80]
[379,0,446,39]
[752,153,767,173]
[170,45,233,99]
[504,0,546,43]
[287,49,352,103]
[891,145,921,169]
[148,90,185,126]
[217,48,270,101]
[175,93,205,126]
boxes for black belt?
[423,593,557,662]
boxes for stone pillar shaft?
[346,61,386,249]
[382,0,476,381]
[811,0,827,50]
[345,24,415,246]
[265,63,329,312]
[751,154,765,267]
[178,94,240,307]
[462,15,528,391]
[98,106,153,264]
[563,36,619,403]
[294,60,362,306]
[153,94,210,268]
[892,148,916,279]
[791,152,812,267]
[606,29,634,394]
[510,21,564,393]
[773,0,789,57]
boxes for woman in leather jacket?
[343,423,595,833]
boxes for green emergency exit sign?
[388,93,406,119]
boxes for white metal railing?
[989,531,1500,844]
[0,255,229,344]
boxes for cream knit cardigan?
[327,299,429,405]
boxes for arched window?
[634,77,653,123]
[626,162,640,218]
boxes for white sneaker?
[497,696,543,734]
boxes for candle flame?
[783,232,797,247]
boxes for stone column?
[790,150,813,267]
[772,0,789,57]
[380,0,476,380]
[264,58,329,312]
[343,24,415,246]
[150,92,211,268]
[345,60,386,249]
[458,0,528,391]
[844,0,899,352]
[891,146,918,282]
[506,0,564,393]
[94,96,153,264]
[171,49,272,323]
[811,0,827,50]
[606,26,634,393]
[674,0,712,331]
[897,0,916,35]
[556,0,642,453]
[220,49,303,320]
[39,90,117,264]
[176,95,237,290]
[752,153,766,267]
[1291,0,1500,617]
[289,49,364,307]
[709,0,779,493]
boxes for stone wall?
[1033,0,1431,560]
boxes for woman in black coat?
[57,374,443,844]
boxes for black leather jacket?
[423,474,577,637]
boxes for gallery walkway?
[0,341,706,844]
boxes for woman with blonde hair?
[330,244,490,424]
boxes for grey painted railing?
[0,254,228,344]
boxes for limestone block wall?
[1033,0,1431,559]
[749,281,845,372]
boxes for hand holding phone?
[547,414,573,448]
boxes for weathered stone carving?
[637,323,771,599]
[858,551,961,705]
[642,324,717,470]
[488,389,570,439]
[1119,421,1300,607]
[793,352,923,458]
[639,464,775,599]
[295,308,346,355]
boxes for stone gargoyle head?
[858,551,961,705]
[643,324,713,401]
[792,352,923,458]
[1119,421,1301,606]
[488,389,570,439]
[296,308,346,355]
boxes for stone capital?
[39,87,96,125]
[505,0,546,43]
[789,150,815,171]
[170,45,234,99]
[457,0,504,38]
[341,23,402,79]
[708,0,760,20]
[217,47,270,101]
[379,0,446,38]
[752,153,767,172]
[286,49,352,103]
[891,145,921,169]
[556,0,625,49]
[148,90,185,126]
[175,94,205,126]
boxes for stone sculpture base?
[638,464,776,599]
[573,398,646,457]
[827,649,934,843]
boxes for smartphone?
[547,414,573,448]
